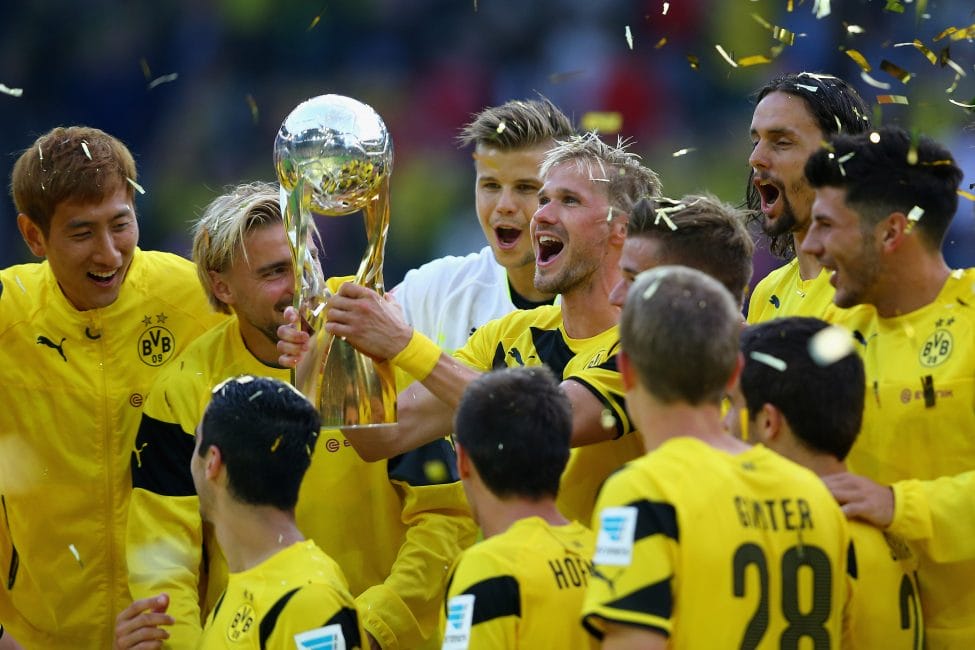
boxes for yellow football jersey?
[583,438,851,649]
[453,304,644,526]
[199,540,365,650]
[847,267,975,646]
[442,517,597,650]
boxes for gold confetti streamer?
[148,73,178,90]
[246,94,259,124]
[884,0,905,14]
[672,147,696,157]
[625,25,633,50]
[687,55,700,70]
[81,141,92,160]
[896,39,937,64]
[750,351,787,372]
[270,436,282,452]
[738,55,772,67]
[933,27,957,41]
[880,59,912,83]
[715,44,739,68]
[957,189,975,201]
[655,37,667,49]
[786,0,794,12]
[772,26,796,45]
[139,58,152,81]
[845,49,872,72]
[877,95,909,105]
[947,23,975,41]
[126,178,146,195]
[860,71,892,89]
[580,112,622,133]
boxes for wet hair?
[458,97,574,151]
[747,72,871,257]
[11,126,137,235]
[628,195,754,305]
[805,125,963,249]
[198,375,320,510]
[541,132,663,215]
[621,266,740,405]
[740,317,865,460]
[454,366,571,500]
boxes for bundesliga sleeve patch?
[294,623,346,650]
[442,593,476,650]
[594,506,638,567]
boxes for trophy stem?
[355,176,391,294]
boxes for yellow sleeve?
[356,439,478,649]
[126,375,206,649]
[442,554,518,650]
[451,322,497,373]
[565,353,631,439]
[266,586,365,650]
[745,274,773,324]
[889,472,975,563]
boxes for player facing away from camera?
[736,316,922,648]
[583,266,851,649]
[394,97,573,354]
[441,366,597,650]
[115,376,366,650]
[802,125,975,648]
[746,72,871,323]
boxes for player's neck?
[477,495,569,539]
[507,264,553,304]
[874,249,951,318]
[560,266,622,339]
[770,434,847,476]
[235,315,285,368]
[214,500,304,573]
[638,399,748,455]
[792,229,821,281]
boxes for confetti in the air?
[895,39,938,65]
[246,94,259,124]
[81,142,92,160]
[581,112,623,134]
[772,26,796,45]
[126,178,146,195]
[655,37,668,49]
[0,83,24,97]
[662,2,670,15]
[270,436,282,452]
[869,131,881,143]
[738,55,772,67]
[715,44,739,68]
[949,99,975,109]
[625,25,633,50]
[140,58,152,80]
[808,325,854,366]
[884,0,905,14]
[672,147,695,157]
[148,73,179,90]
[687,55,700,70]
[642,278,662,301]
[880,60,912,84]
[308,13,322,30]
[877,95,909,105]
[751,14,772,31]
[845,23,865,35]
[812,0,831,19]
[860,71,892,89]
[750,351,787,372]
[845,49,871,72]
[68,544,84,567]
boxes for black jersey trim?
[630,500,679,542]
[530,326,574,376]
[846,540,858,579]
[565,376,627,439]
[605,577,673,622]
[581,613,670,641]
[259,587,301,649]
[462,575,521,625]
[131,415,196,496]
[323,606,362,647]
[388,437,460,486]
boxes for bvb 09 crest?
[227,604,256,641]
[919,328,953,367]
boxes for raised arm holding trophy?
[274,94,396,428]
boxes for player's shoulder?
[0,261,48,318]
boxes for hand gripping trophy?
[274,94,396,428]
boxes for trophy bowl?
[274,94,392,216]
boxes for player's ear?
[618,350,637,391]
[754,403,784,445]
[455,441,471,480]
[879,211,907,253]
[209,270,234,307]
[17,213,47,257]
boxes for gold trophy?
[274,94,396,429]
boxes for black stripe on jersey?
[131,415,196,496]
[212,590,227,619]
[604,577,673,623]
[491,342,507,370]
[323,607,362,647]
[463,575,521,624]
[631,500,679,542]
[388,437,460,486]
[581,612,669,642]
[566,376,626,439]
[846,540,858,579]
[259,587,301,650]
[530,326,574,377]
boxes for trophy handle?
[355,176,390,295]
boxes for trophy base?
[338,422,400,462]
